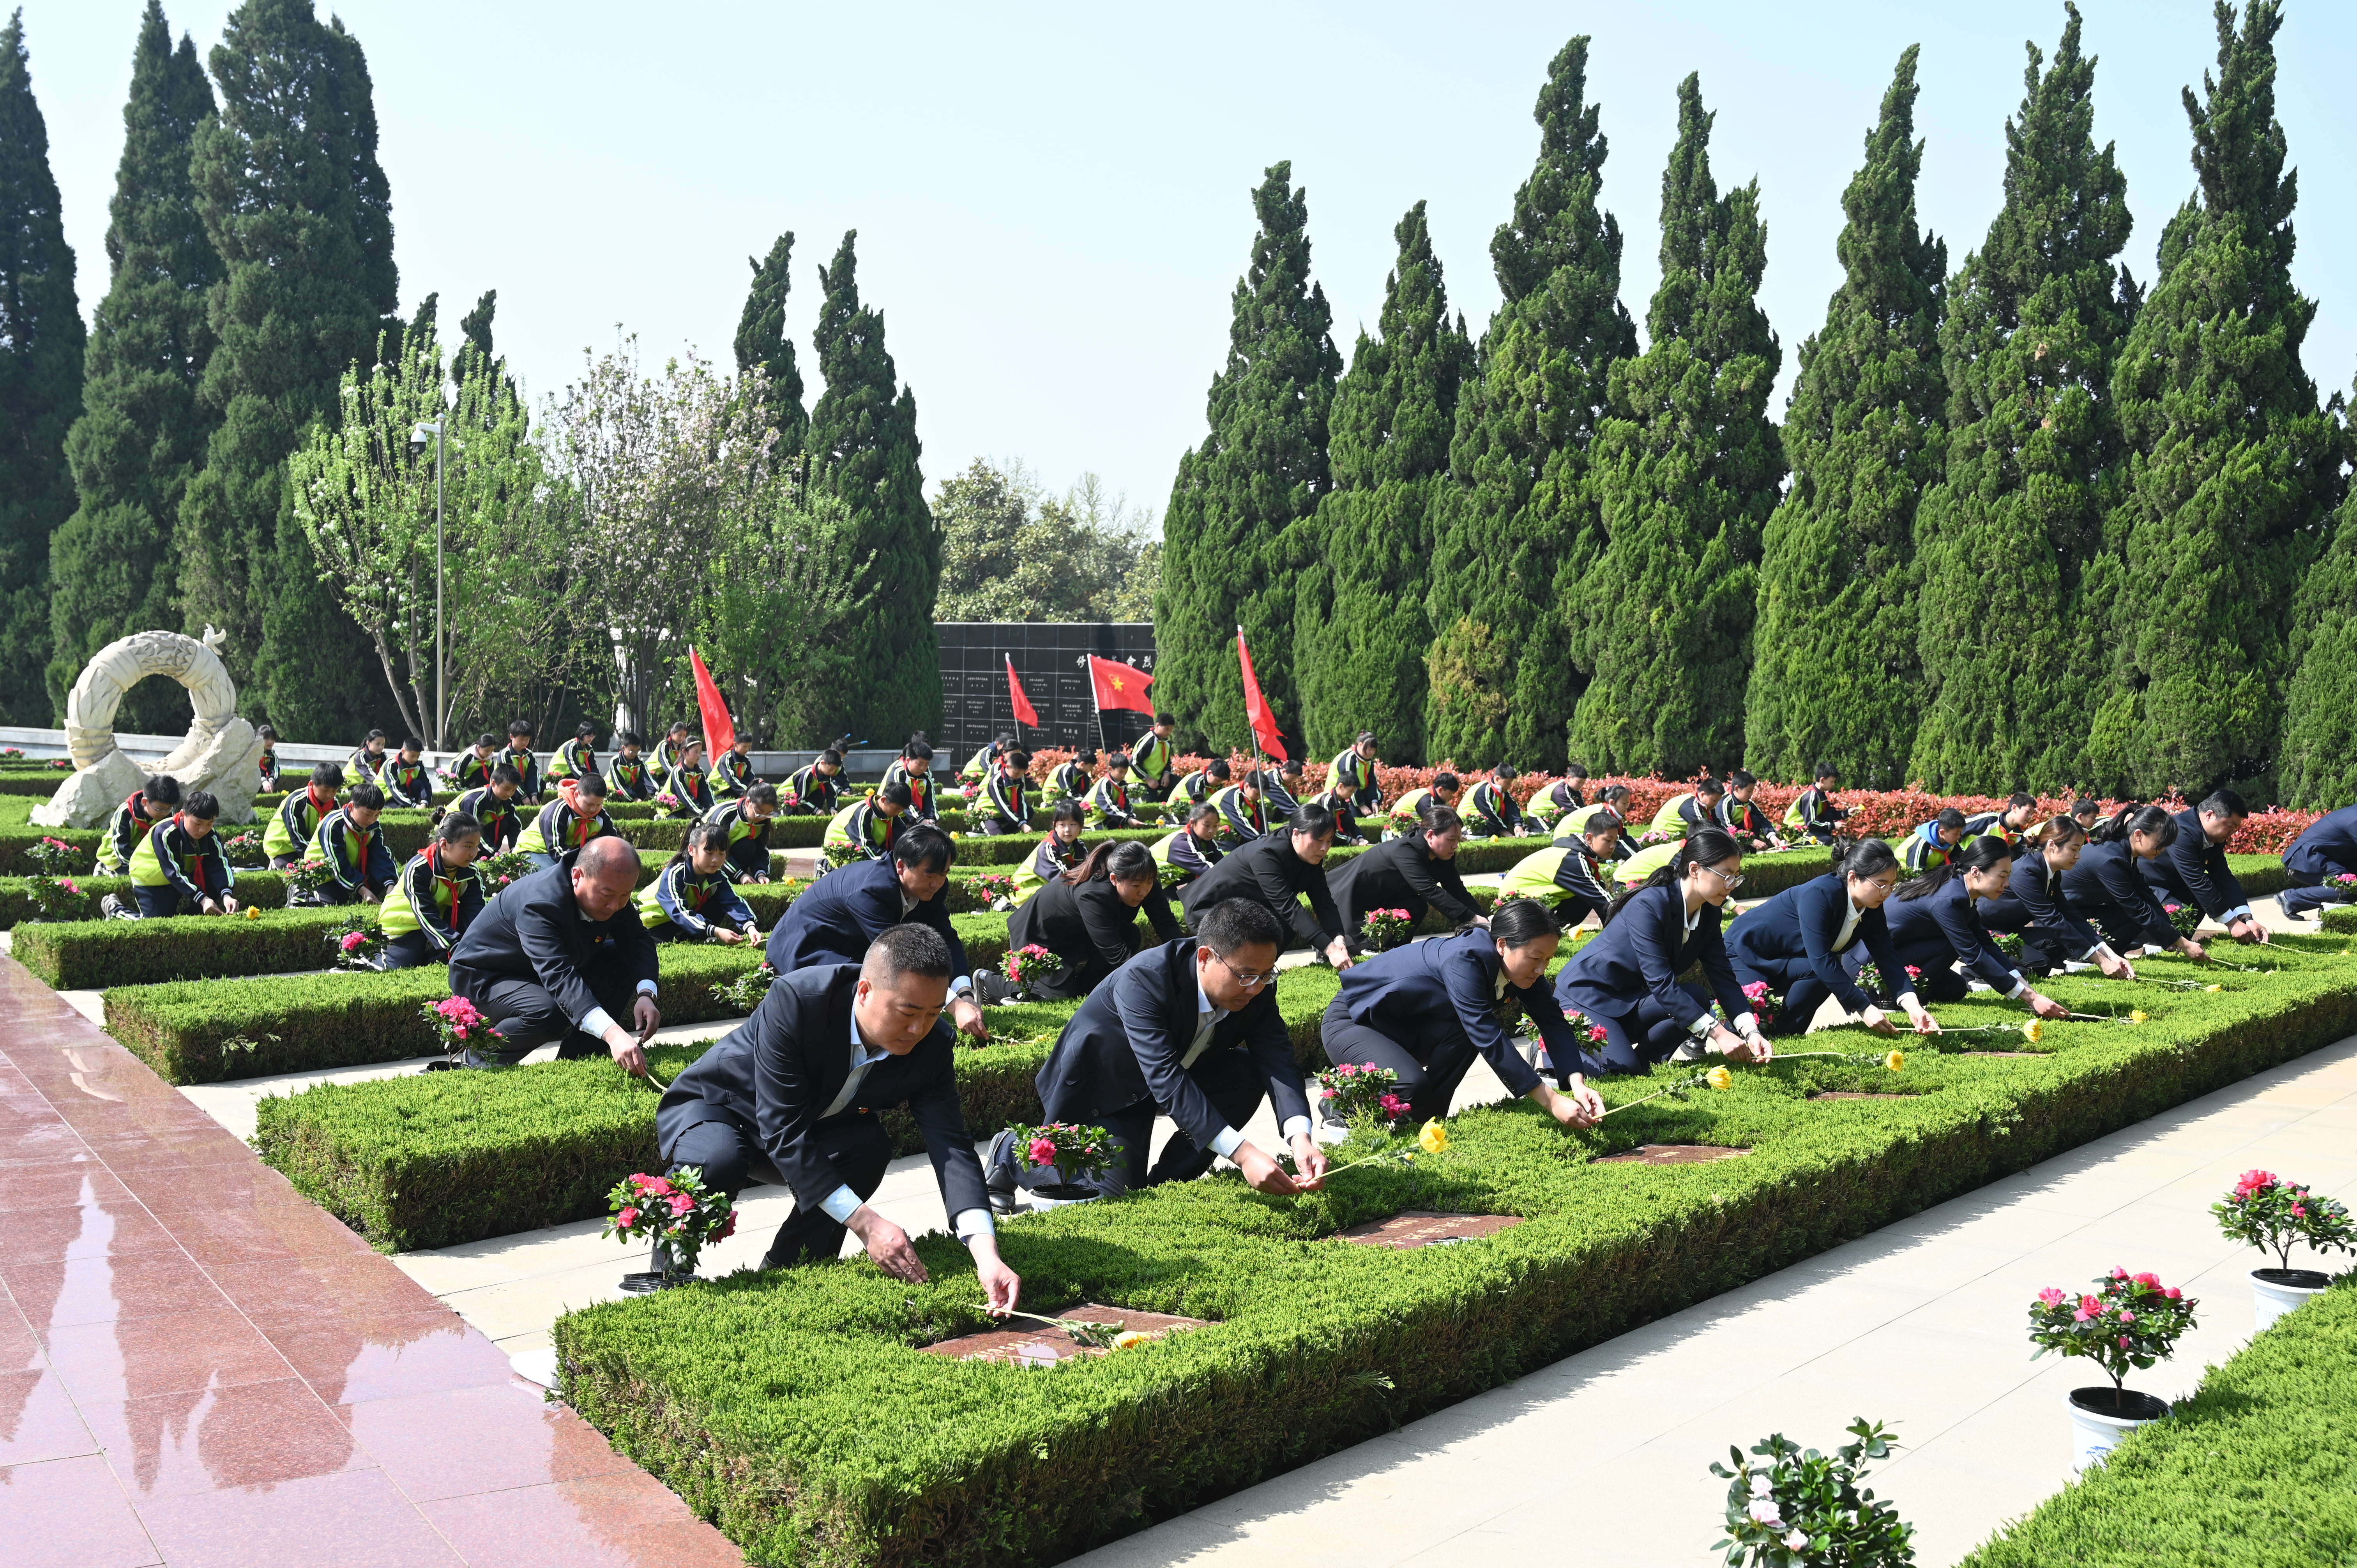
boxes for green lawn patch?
[15,904,349,989]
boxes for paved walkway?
[0,955,743,1568]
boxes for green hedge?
[14,904,351,989]
[547,939,2357,1568]
[1960,1279,2357,1566]
[0,774,62,797]
[0,869,292,929]
[2321,905,2357,935]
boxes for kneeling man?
[448,836,659,1071]
[655,925,1021,1305]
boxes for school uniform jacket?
[498,745,542,798]
[547,738,598,783]
[1130,732,1176,789]
[2063,840,2183,950]
[1726,872,1916,1017]
[637,858,755,938]
[1167,770,1216,810]
[1465,780,1524,837]
[105,791,159,873]
[979,768,1029,829]
[785,763,843,818]
[377,758,432,808]
[1047,760,1093,801]
[264,786,335,859]
[1008,875,1184,992]
[126,816,233,904]
[1332,834,1481,931]
[700,798,773,880]
[764,853,972,985]
[311,807,396,893]
[1716,796,1777,841]
[452,787,522,853]
[879,760,937,821]
[1013,833,1087,903]
[1883,876,2029,996]
[606,754,655,802]
[2285,805,2357,880]
[709,750,755,802]
[1252,769,1304,817]
[1181,830,1346,951]
[1337,928,1582,1096]
[452,752,496,791]
[378,846,486,952]
[517,799,618,860]
[449,858,659,1026]
[1211,784,1269,840]
[1562,803,1641,860]
[1083,775,1136,826]
[1150,828,1223,885]
[1553,883,1753,1032]
[1979,849,2108,963]
[1498,842,1613,907]
[664,761,716,816]
[1035,937,1309,1153]
[2138,807,2253,924]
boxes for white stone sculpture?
[31,628,266,828]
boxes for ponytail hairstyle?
[1896,830,2012,900]
[1600,784,1633,808]
[1605,825,1744,925]
[1474,892,1563,946]
[434,812,483,849]
[2099,803,2179,850]
[2031,813,2088,853]
[1831,835,1901,883]
[1067,838,1157,886]
[1423,804,1464,837]
[671,818,730,872]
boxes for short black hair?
[1729,770,1757,789]
[618,730,642,748]
[819,749,844,767]
[1204,759,1231,781]
[877,781,913,808]
[864,922,953,984]
[257,724,277,741]
[1186,801,1221,830]
[2201,788,2250,819]
[1154,711,1176,726]
[2008,792,2036,809]
[144,773,183,806]
[575,722,598,738]
[1584,807,1624,833]
[1696,775,1724,795]
[1813,762,1840,781]
[1494,763,1518,781]
[1934,807,1967,832]
[491,764,523,786]
[1566,763,1589,779]
[507,720,534,738]
[401,737,424,752]
[902,738,934,762]
[476,731,499,749]
[1074,747,1098,766]
[745,783,779,807]
[347,782,386,810]
[1287,803,1337,840]
[1433,772,1459,793]
[891,822,956,874]
[1108,752,1132,768]
[311,762,344,789]
[573,771,608,800]
[182,789,219,820]
[366,729,387,743]
[1197,897,1284,955]
[1003,749,1031,772]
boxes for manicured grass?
[548,939,2357,1568]
[1959,1278,2357,1566]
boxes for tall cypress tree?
[49,1,220,732]
[457,289,494,361]
[180,0,397,737]
[1154,162,1339,755]
[1294,201,1472,759]
[2280,466,2357,807]
[1910,7,2134,793]
[804,229,938,743]
[0,10,85,725]
[1423,37,1635,770]
[1745,48,1945,788]
[735,232,807,452]
[2081,0,2338,798]
[1566,74,1783,776]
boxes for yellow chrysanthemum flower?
[2129,1010,2148,1024]
[2021,1020,2044,1043]
[1885,1051,1905,1072]
[1417,1119,1450,1155]
[1705,1066,1734,1091]
[1111,1331,1149,1350]
[243,906,261,920]
[2204,984,2223,993]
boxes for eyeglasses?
[1696,863,1745,891]
[1216,955,1276,989]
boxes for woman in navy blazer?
[1884,834,2070,1018]
[1324,900,1606,1127]
[1979,816,2140,978]
[1552,827,1770,1074]
[1726,837,1939,1037]
[2062,805,2210,963]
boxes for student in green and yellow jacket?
[1901,808,1969,874]
[1046,749,1095,802]
[1563,786,1642,861]
[1083,753,1139,828]
[785,749,845,817]
[1211,776,1269,840]
[606,731,655,802]
[975,749,1032,836]
[1962,794,2040,856]
[1254,758,1307,817]
[255,725,281,793]
[1496,809,1625,927]
[824,782,910,862]
[1783,763,1849,846]
[1012,800,1089,905]
[1150,801,1226,890]
[348,729,392,785]
[499,720,542,800]
[108,791,237,921]
[546,722,599,786]
[701,784,780,883]
[451,732,500,792]
[1306,784,1369,845]
[378,738,433,808]
[103,774,183,876]
[518,774,618,871]
[307,782,395,906]
[960,734,1012,793]
[649,720,691,786]
[1716,770,1788,849]
[264,764,345,867]
[453,768,525,853]
[1131,713,1179,799]
[1387,773,1462,840]
[636,820,758,945]
[880,738,938,820]
[1525,766,1591,831]
[1647,777,1726,841]
[1167,757,1224,812]
[1328,731,1383,816]
[377,813,488,969]
[660,738,716,818]
[709,735,756,801]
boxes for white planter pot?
[2251,1268,2331,1331]
[1023,1183,1101,1212]
[2067,1387,2168,1474]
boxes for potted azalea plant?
[1001,943,1058,998]
[2214,1169,2354,1328]
[1316,1060,1409,1139]
[1360,906,1415,952]
[606,1167,736,1291]
[421,994,505,1067]
[714,959,778,1013]
[970,871,1018,911]
[325,910,384,970]
[2026,1268,2198,1471]
[1709,1418,1914,1566]
[1005,1121,1117,1210]
[475,849,533,893]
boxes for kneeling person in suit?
[989,899,1329,1207]
[765,825,988,1042]
[1333,806,1484,946]
[654,926,1021,1303]
[980,839,1183,1003]
[448,836,661,1072]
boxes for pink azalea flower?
[340,932,367,951]
[1587,1025,1607,1042]
[2117,1309,2135,1323]
[2133,1272,2160,1288]
[644,1178,674,1197]
[718,1212,736,1239]
[667,1193,693,1217]
[630,1174,654,1190]
[2080,1294,2101,1313]
[1028,1138,1059,1166]
[2293,1205,2308,1218]
[2109,1267,2129,1279]
[2118,1335,2131,1348]
[617,1205,639,1227]
[2073,1308,2092,1322]
[2037,1287,2066,1306]
[2164,1287,2181,1300]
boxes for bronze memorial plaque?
[918,1303,1206,1367]
[1334,1211,1525,1249]
[1592,1144,1752,1165]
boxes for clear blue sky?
[18,2,2357,529]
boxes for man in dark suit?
[2139,790,2269,945]
[655,926,1020,1304]
[1332,807,1483,943]
[766,825,989,1042]
[448,836,660,1071]
[987,899,1328,1206]
[2279,803,2357,920]
[1181,803,1355,969]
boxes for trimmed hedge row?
[14,905,350,990]
[0,870,292,928]
[548,939,2357,1568]
[2321,904,2357,935]
[1960,1279,2357,1566]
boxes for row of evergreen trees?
[0,0,942,747]
[1154,2,2357,809]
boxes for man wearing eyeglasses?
[987,898,1327,1208]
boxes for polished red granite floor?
[0,956,744,1567]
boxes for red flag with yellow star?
[1087,655,1154,715]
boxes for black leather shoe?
[983,1128,1020,1213]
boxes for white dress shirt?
[816,1008,993,1241]
[1189,975,1310,1156]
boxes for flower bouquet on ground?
[1006,1121,1117,1204]
[284,856,336,903]
[1554,1005,1611,1054]
[1735,979,1787,1035]
[220,830,267,869]
[25,836,80,877]
[325,910,384,970]
[606,1167,735,1289]
[1710,1418,1914,1568]
[1491,888,1534,913]
[1361,906,1415,950]
[714,960,777,1014]
[1639,828,1680,847]
[2028,1268,2198,1441]
[0,747,20,759]
[1317,1061,1409,1128]
[475,849,533,892]
[422,994,505,1065]
[2161,901,2203,939]
[2214,1169,2354,1325]
[970,871,1018,911]
[1002,943,1059,992]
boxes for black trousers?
[313,881,382,907]
[1557,982,1716,1076]
[1320,995,1478,1123]
[1887,938,1971,1003]
[664,1113,892,1270]
[2068,898,2162,954]
[129,885,198,919]
[461,970,637,1066]
[2283,859,2355,917]
[1020,1045,1272,1197]
[976,813,1025,837]
[376,931,444,970]
[1732,948,1865,1033]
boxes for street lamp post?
[409,420,446,748]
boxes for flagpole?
[1091,657,1109,755]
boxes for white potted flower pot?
[2067,1386,2168,1473]
[1025,1184,1100,1211]
[2251,1267,2331,1330]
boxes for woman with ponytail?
[1325,898,1606,1127]
[1728,837,1938,1037]
[1979,815,2139,979]
[2062,803,2210,962]
[984,839,1182,1002]
[1883,835,2070,1017]
[1551,827,1769,1073]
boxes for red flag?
[1088,655,1155,715]
[1005,655,1039,729]
[689,647,735,759]
[1236,626,1286,762]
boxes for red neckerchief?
[428,844,466,925]
[176,814,210,893]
